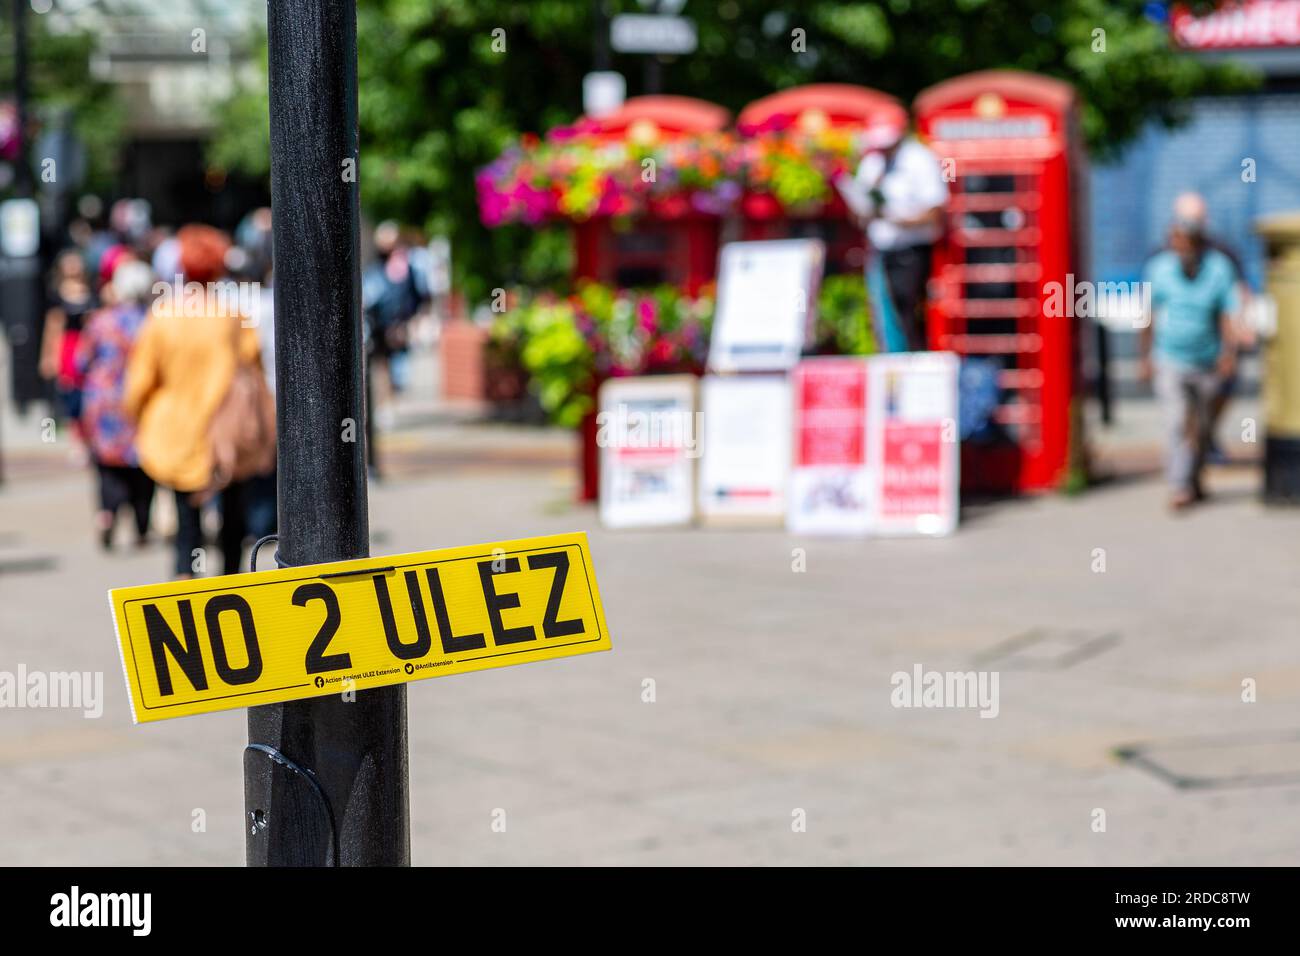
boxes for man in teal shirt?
[1139,210,1240,510]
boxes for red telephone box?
[915,71,1088,493]
[736,84,909,275]
[571,96,729,296]
[563,96,731,499]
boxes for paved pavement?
[2,360,1299,864]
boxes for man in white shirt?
[846,125,949,352]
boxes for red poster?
[881,422,943,517]
[868,353,959,536]
[788,358,872,535]
[796,360,867,467]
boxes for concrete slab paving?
[1,400,1298,865]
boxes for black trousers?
[96,463,155,539]
[172,482,247,577]
[880,243,933,352]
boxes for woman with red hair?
[125,224,272,578]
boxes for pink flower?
[636,297,658,335]
[594,176,623,217]
[477,177,510,226]
[515,183,553,224]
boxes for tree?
[207,0,1256,303]
[0,12,127,197]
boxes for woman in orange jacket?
[125,225,265,578]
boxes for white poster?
[698,374,791,524]
[867,352,960,537]
[0,198,40,259]
[708,239,825,373]
[787,357,872,536]
[598,376,698,529]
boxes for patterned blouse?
[76,303,148,467]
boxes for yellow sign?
[109,533,610,723]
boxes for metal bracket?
[249,534,287,572]
[243,743,338,866]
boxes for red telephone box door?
[916,71,1086,494]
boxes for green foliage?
[518,300,595,428]
[768,151,831,209]
[498,282,714,427]
[0,17,126,195]
[519,225,575,287]
[815,273,874,356]
[207,38,271,181]
[207,0,1257,301]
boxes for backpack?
[206,328,276,495]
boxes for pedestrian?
[363,221,423,430]
[75,194,119,281]
[39,249,99,445]
[1167,193,1254,464]
[845,122,949,353]
[76,260,157,550]
[124,224,273,578]
[1139,201,1240,511]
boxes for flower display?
[477,112,877,428]
[487,275,872,428]
[491,282,715,428]
[476,119,866,226]
[741,117,862,211]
